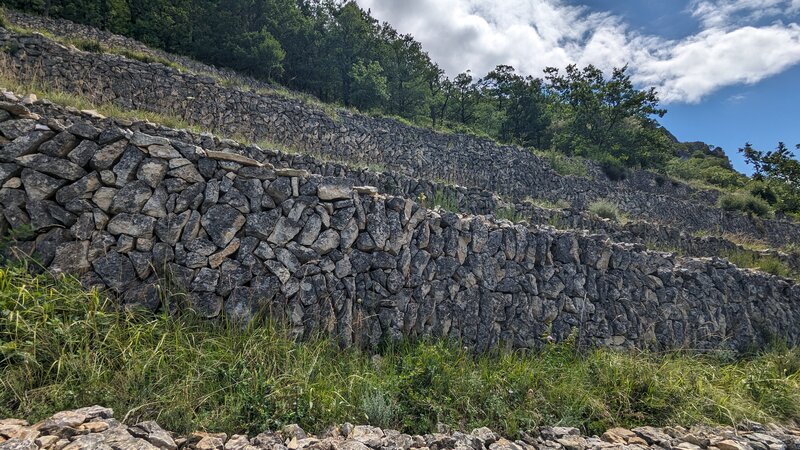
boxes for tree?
[740,142,800,214]
[504,76,550,148]
[379,28,433,119]
[544,64,669,168]
[349,60,389,111]
[326,1,380,106]
[451,71,476,125]
[425,65,453,129]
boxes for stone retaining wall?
[1,26,799,247]
[1,97,799,353]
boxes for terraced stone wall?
[1,27,799,247]
[1,99,799,354]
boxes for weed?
[2,268,800,435]
[524,197,571,210]
[535,150,589,178]
[496,206,525,223]
[722,250,794,279]
[718,193,771,218]
[588,200,620,221]
[431,190,460,213]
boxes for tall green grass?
[2,267,800,436]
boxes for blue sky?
[360,0,800,174]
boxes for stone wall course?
[0,25,799,248]
[0,97,798,354]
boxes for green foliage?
[495,206,525,223]
[666,154,747,190]
[588,200,620,221]
[544,64,671,169]
[722,250,794,279]
[430,190,460,213]
[360,389,399,428]
[598,155,627,181]
[349,60,389,111]
[3,268,800,436]
[69,37,104,53]
[718,193,771,218]
[741,142,800,216]
[537,150,588,178]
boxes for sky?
[356,0,800,174]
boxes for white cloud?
[689,0,797,28]
[358,0,800,104]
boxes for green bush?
[722,250,794,279]
[665,157,747,189]
[538,151,588,178]
[718,193,771,217]
[588,200,620,221]
[598,155,627,181]
[69,38,105,53]
[2,268,800,436]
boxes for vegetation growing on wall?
[3,267,800,436]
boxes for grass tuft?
[588,200,620,221]
[722,250,795,280]
[535,150,589,178]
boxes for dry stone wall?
[1,97,799,354]
[1,26,799,247]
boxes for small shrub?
[360,390,399,428]
[537,150,588,178]
[431,190,460,213]
[0,7,8,28]
[723,250,794,279]
[70,38,104,53]
[599,155,627,181]
[495,206,524,223]
[718,193,771,217]
[588,200,619,221]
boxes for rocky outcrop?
[0,95,799,353]
[2,407,800,450]
[0,23,798,247]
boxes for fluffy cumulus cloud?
[357,0,800,104]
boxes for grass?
[721,250,795,280]
[495,206,526,223]
[0,58,202,133]
[418,190,461,214]
[718,193,771,218]
[588,200,621,221]
[2,268,800,436]
[523,197,571,210]
[535,150,589,178]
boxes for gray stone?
[129,421,177,450]
[15,153,86,180]
[107,214,156,237]
[92,252,137,292]
[39,131,78,157]
[0,118,36,139]
[312,229,340,255]
[0,131,54,162]
[20,169,65,200]
[137,159,168,188]
[201,205,245,247]
[318,183,352,200]
[268,217,302,246]
[68,139,100,166]
[110,181,152,214]
[66,122,101,140]
[50,241,91,274]
[130,132,170,148]
[90,140,128,170]
[113,147,145,186]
